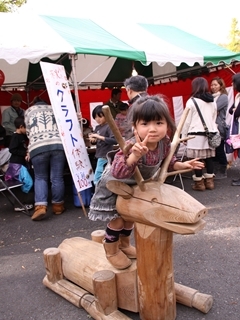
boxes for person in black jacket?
[5,117,33,211]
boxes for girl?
[182,77,219,191]
[210,77,229,179]
[89,95,204,270]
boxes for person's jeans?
[31,150,66,206]
[94,158,107,185]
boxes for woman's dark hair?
[131,95,176,138]
[92,105,104,119]
[211,77,228,95]
[232,73,240,92]
[191,77,209,97]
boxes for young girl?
[89,105,117,185]
[89,95,204,270]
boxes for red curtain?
[1,64,240,123]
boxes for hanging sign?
[40,61,94,192]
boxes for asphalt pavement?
[1,166,240,320]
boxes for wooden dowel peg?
[91,230,105,243]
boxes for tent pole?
[70,54,82,126]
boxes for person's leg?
[204,157,215,190]
[93,158,107,185]
[103,217,132,270]
[215,141,227,179]
[119,221,136,258]
[192,168,205,191]
[31,152,49,220]
[50,150,66,214]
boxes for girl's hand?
[25,153,30,162]
[88,133,98,143]
[183,158,204,170]
[131,130,149,159]
[174,158,204,171]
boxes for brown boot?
[204,173,214,190]
[192,175,205,191]
[52,202,65,215]
[119,236,136,258]
[31,205,47,221]
[103,240,132,270]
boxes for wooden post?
[175,283,213,314]
[91,230,105,243]
[135,223,176,320]
[43,247,63,283]
[43,277,131,319]
[93,270,118,315]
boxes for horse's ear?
[106,181,133,199]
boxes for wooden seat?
[0,176,31,216]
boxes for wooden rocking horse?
[43,106,213,320]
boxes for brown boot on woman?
[192,175,205,191]
[204,173,215,190]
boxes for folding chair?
[172,143,188,190]
[0,174,31,216]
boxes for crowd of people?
[1,73,240,267]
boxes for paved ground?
[1,165,240,320]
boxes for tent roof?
[0,12,240,67]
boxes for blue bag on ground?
[72,182,93,207]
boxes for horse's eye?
[151,198,158,205]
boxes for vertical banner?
[40,61,94,192]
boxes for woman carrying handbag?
[181,77,219,191]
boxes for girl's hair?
[191,77,209,97]
[211,77,228,95]
[92,105,104,119]
[232,73,240,92]
[131,95,176,137]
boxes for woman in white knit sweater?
[182,77,219,191]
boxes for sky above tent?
[20,0,238,45]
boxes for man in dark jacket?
[123,75,148,139]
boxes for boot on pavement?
[103,240,132,270]
[192,175,205,191]
[31,205,47,221]
[204,173,215,190]
[52,202,65,215]
[119,236,136,258]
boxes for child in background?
[114,102,129,138]
[89,95,204,270]
[89,105,117,185]
[5,116,33,211]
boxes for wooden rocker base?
[43,237,213,319]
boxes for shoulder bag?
[191,98,221,148]
[228,115,240,150]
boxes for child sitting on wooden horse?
[88,95,204,270]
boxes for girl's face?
[134,118,168,148]
[210,80,221,93]
[94,114,106,125]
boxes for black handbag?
[191,98,221,148]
